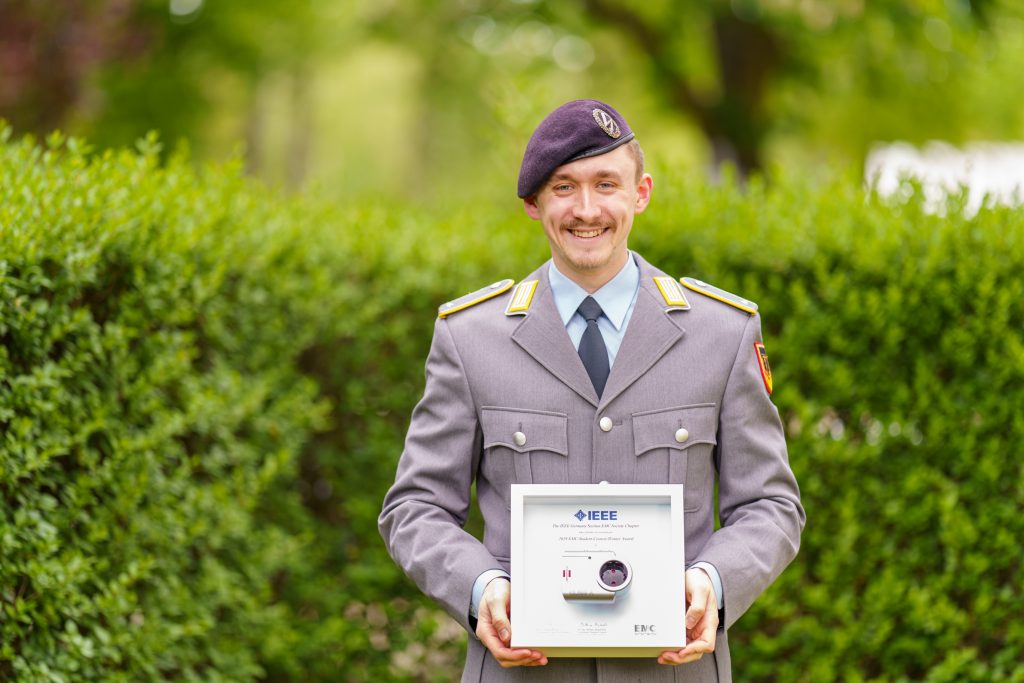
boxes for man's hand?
[658,567,719,666]
[476,578,548,668]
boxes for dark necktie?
[577,296,610,398]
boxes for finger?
[481,582,513,643]
[659,640,710,665]
[476,598,547,666]
[672,630,717,663]
[476,604,509,650]
[697,606,719,650]
[660,605,719,664]
[685,598,706,630]
[492,645,548,668]
[495,648,546,667]
[659,629,716,665]
[476,620,505,654]
[684,600,718,654]
[658,647,698,666]
[477,623,543,666]
[485,607,511,644]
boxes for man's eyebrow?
[549,168,623,181]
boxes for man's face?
[524,144,653,290]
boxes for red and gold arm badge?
[754,342,773,395]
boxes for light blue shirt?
[470,252,723,623]
[548,253,640,366]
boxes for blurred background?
[4,2,1024,682]
[4,0,1024,203]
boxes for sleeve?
[378,317,505,632]
[694,313,806,629]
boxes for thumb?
[486,601,511,643]
[494,614,511,644]
[484,586,512,643]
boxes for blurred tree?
[0,0,150,135]
[89,0,332,187]
[0,0,334,187]
[370,0,1013,177]
[3,0,1022,192]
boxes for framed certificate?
[510,484,686,657]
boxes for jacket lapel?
[599,255,686,408]
[511,264,600,407]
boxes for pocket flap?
[481,407,569,455]
[632,404,717,457]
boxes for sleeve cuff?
[690,561,724,611]
[469,569,511,618]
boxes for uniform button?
[675,428,689,443]
[599,417,613,432]
[513,431,527,446]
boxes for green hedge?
[2,124,1022,682]
[0,127,344,681]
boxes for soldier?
[379,99,805,682]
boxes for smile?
[568,227,608,239]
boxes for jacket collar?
[510,253,686,408]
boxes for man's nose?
[573,189,601,222]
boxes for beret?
[517,99,635,198]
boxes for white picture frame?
[510,483,687,657]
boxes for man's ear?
[523,196,541,220]
[634,174,653,214]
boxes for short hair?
[626,139,645,184]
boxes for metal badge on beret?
[517,98,635,198]
[592,108,621,139]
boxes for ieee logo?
[573,509,618,521]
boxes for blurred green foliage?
[3,1,1024,200]
[0,126,344,681]
[3,125,1024,681]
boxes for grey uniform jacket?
[379,253,805,683]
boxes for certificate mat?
[510,484,686,657]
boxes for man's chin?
[563,254,612,274]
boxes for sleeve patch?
[754,341,773,394]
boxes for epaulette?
[504,279,539,316]
[652,276,690,310]
[438,279,515,318]
[680,277,758,315]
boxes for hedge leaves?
[2,125,1022,681]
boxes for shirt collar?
[548,252,640,331]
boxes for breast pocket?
[632,404,717,512]
[480,407,569,494]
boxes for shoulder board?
[438,279,515,318]
[680,277,758,314]
[505,279,539,316]
[652,276,690,310]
